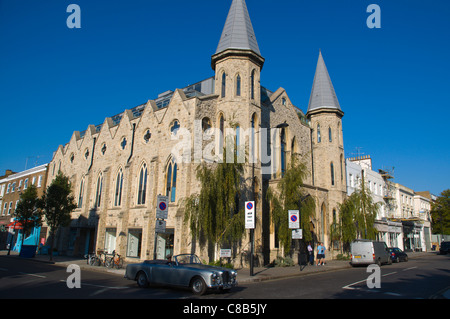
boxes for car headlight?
[211,272,222,284]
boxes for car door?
[151,262,173,285]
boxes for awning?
[7,221,23,230]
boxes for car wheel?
[404,256,408,262]
[136,271,149,288]
[191,276,207,295]
[395,257,400,263]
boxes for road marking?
[18,272,46,278]
[382,271,397,277]
[403,266,418,271]
[59,280,129,290]
[343,271,398,290]
[342,278,367,290]
[384,292,402,297]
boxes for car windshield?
[175,254,202,265]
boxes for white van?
[350,240,392,267]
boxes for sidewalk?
[1,250,434,284]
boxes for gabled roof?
[307,51,341,113]
[215,0,261,56]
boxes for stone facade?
[45,0,348,265]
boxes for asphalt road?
[1,253,449,300]
[209,254,450,299]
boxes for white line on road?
[384,292,402,297]
[342,278,367,290]
[382,271,397,277]
[59,280,129,290]
[403,266,418,271]
[18,272,46,278]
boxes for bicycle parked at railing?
[106,250,124,269]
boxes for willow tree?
[266,157,315,254]
[183,144,246,260]
[336,178,380,251]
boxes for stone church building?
[47,0,347,266]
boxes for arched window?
[329,127,332,142]
[251,113,258,163]
[137,163,148,205]
[236,74,241,96]
[94,173,103,208]
[251,70,255,100]
[281,128,287,176]
[202,117,211,132]
[166,159,177,202]
[317,124,321,143]
[170,120,180,136]
[291,137,296,157]
[114,168,123,207]
[78,177,85,208]
[330,162,335,186]
[236,125,241,158]
[221,72,226,98]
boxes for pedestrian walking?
[307,242,314,265]
[316,242,326,266]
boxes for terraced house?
[46,0,347,266]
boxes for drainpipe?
[127,123,136,164]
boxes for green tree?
[39,172,77,260]
[183,144,246,260]
[431,189,450,235]
[13,185,42,250]
[265,157,315,254]
[336,178,380,250]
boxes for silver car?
[124,254,238,295]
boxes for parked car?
[124,253,238,295]
[439,241,450,255]
[350,240,392,267]
[388,247,408,262]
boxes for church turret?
[211,0,264,105]
[307,51,346,243]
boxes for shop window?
[127,229,142,258]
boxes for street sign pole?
[245,201,255,276]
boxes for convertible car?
[124,254,238,295]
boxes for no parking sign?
[245,201,255,229]
[289,210,299,229]
[156,195,169,219]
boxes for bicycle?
[106,250,124,269]
[84,253,97,266]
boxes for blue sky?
[0,0,449,195]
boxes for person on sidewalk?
[307,242,314,265]
[316,242,326,266]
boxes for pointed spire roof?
[215,0,261,56]
[307,51,341,113]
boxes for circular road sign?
[159,202,167,211]
[246,202,253,210]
